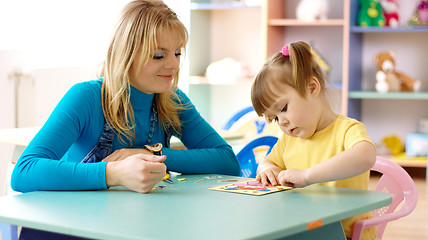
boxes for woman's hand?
[256,166,282,186]
[102,148,153,162]
[105,154,167,193]
[277,169,309,188]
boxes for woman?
[11,0,240,195]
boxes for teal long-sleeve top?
[11,80,240,193]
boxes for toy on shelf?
[380,0,399,27]
[358,0,386,27]
[373,50,421,93]
[381,135,404,155]
[296,0,328,21]
[205,58,252,84]
[311,47,330,76]
[406,133,428,157]
[418,1,428,25]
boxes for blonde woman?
[12,0,239,208]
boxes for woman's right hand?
[105,154,167,193]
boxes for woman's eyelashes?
[153,53,164,60]
[153,50,181,60]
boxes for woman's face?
[130,29,182,94]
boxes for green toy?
[358,0,386,27]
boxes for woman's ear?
[307,77,321,97]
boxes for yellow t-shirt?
[266,114,376,240]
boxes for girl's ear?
[307,77,321,97]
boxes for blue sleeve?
[163,89,240,176]
[11,81,108,193]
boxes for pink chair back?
[352,156,418,240]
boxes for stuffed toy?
[358,0,386,26]
[373,50,420,93]
[380,0,400,27]
[205,58,252,84]
[296,0,329,21]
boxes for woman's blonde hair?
[251,41,326,120]
[100,0,188,145]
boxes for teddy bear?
[296,0,329,21]
[373,50,421,93]
[380,0,400,27]
[358,0,386,27]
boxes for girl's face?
[264,80,322,139]
[130,29,182,94]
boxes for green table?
[0,174,391,240]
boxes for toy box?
[406,133,428,157]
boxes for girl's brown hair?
[100,0,188,145]
[251,41,326,120]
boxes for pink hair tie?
[281,44,289,56]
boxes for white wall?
[0,51,24,195]
[0,0,130,195]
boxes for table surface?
[0,174,392,240]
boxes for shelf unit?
[264,0,428,170]
[347,0,428,120]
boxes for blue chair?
[236,136,278,178]
[222,106,255,131]
[0,223,18,240]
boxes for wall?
[0,51,24,195]
[0,0,130,195]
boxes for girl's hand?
[105,154,167,193]
[277,169,309,188]
[256,166,282,186]
[102,148,153,162]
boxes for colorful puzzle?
[209,180,292,196]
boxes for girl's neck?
[315,96,337,132]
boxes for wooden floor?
[369,167,428,240]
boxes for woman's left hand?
[102,148,153,162]
[277,169,309,188]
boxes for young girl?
[251,41,377,240]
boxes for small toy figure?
[374,50,420,93]
[380,0,400,27]
[296,0,329,21]
[417,1,428,25]
[358,0,386,27]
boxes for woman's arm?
[11,81,108,193]
[162,90,240,176]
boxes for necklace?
[146,98,157,145]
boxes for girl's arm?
[278,141,376,188]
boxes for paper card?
[209,180,292,196]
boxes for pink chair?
[352,156,418,240]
